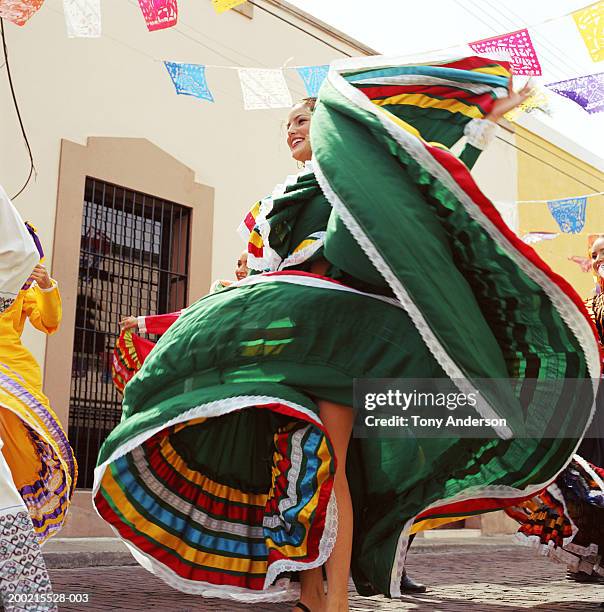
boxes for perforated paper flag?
[137,0,177,32]
[547,73,604,114]
[63,0,100,38]
[573,1,604,62]
[547,197,588,234]
[297,65,329,98]
[238,68,293,110]
[521,232,559,245]
[0,0,44,25]
[212,0,246,14]
[504,89,550,121]
[469,29,542,76]
[164,62,214,102]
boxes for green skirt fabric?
[93,55,600,602]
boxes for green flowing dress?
[93,55,600,602]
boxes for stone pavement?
[45,539,603,612]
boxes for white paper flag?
[63,0,101,38]
[238,68,293,110]
[521,232,559,245]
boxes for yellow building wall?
[516,125,604,299]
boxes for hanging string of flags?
[495,191,604,244]
[162,61,329,108]
[0,0,603,112]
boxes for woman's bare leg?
[319,400,354,612]
[293,399,354,612]
[296,566,325,611]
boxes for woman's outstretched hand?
[486,79,534,123]
[119,316,138,331]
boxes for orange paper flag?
[0,0,44,26]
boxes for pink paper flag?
[0,0,44,26]
[137,0,177,32]
[470,29,542,76]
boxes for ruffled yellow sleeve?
[22,281,62,334]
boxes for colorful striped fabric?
[0,364,76,543]
[505,456,604,575]
[112,329,155,394]
[238,170,328,272]
[94,55,600,602]
[314,54,600,592]
[96,387,336,599]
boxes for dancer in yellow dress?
[0,222,77,545]
[0,185,72,610]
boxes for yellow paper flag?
[212,0,247,14]
[504,89,550,122]
[573,1,604,62]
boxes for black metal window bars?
[69,177,191,488]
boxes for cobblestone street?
[49,545,603,611]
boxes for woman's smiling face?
[286,103,312,163]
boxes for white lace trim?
[229,271,403,310]
[264,490,338,589]
[573,453,604,493]
[104,524,301,602]
[385,477,568,594]
[240,168,314,272]
[464,118,499,150]
[313,158,512,439]
[92,395,322,496]
[324,63,600,431]
[278,231,326,270]
[514,531,602,575]
[247,195,281,272]
[390,517,413,597]
[92,394,337,601]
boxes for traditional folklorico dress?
[0,188,75,611]
[506,293,604,578]
[93,55,600,602]
[112,286,228,393]
[112,312,181,394]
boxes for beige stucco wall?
[0,0,367,369]
[471,123,518,212]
